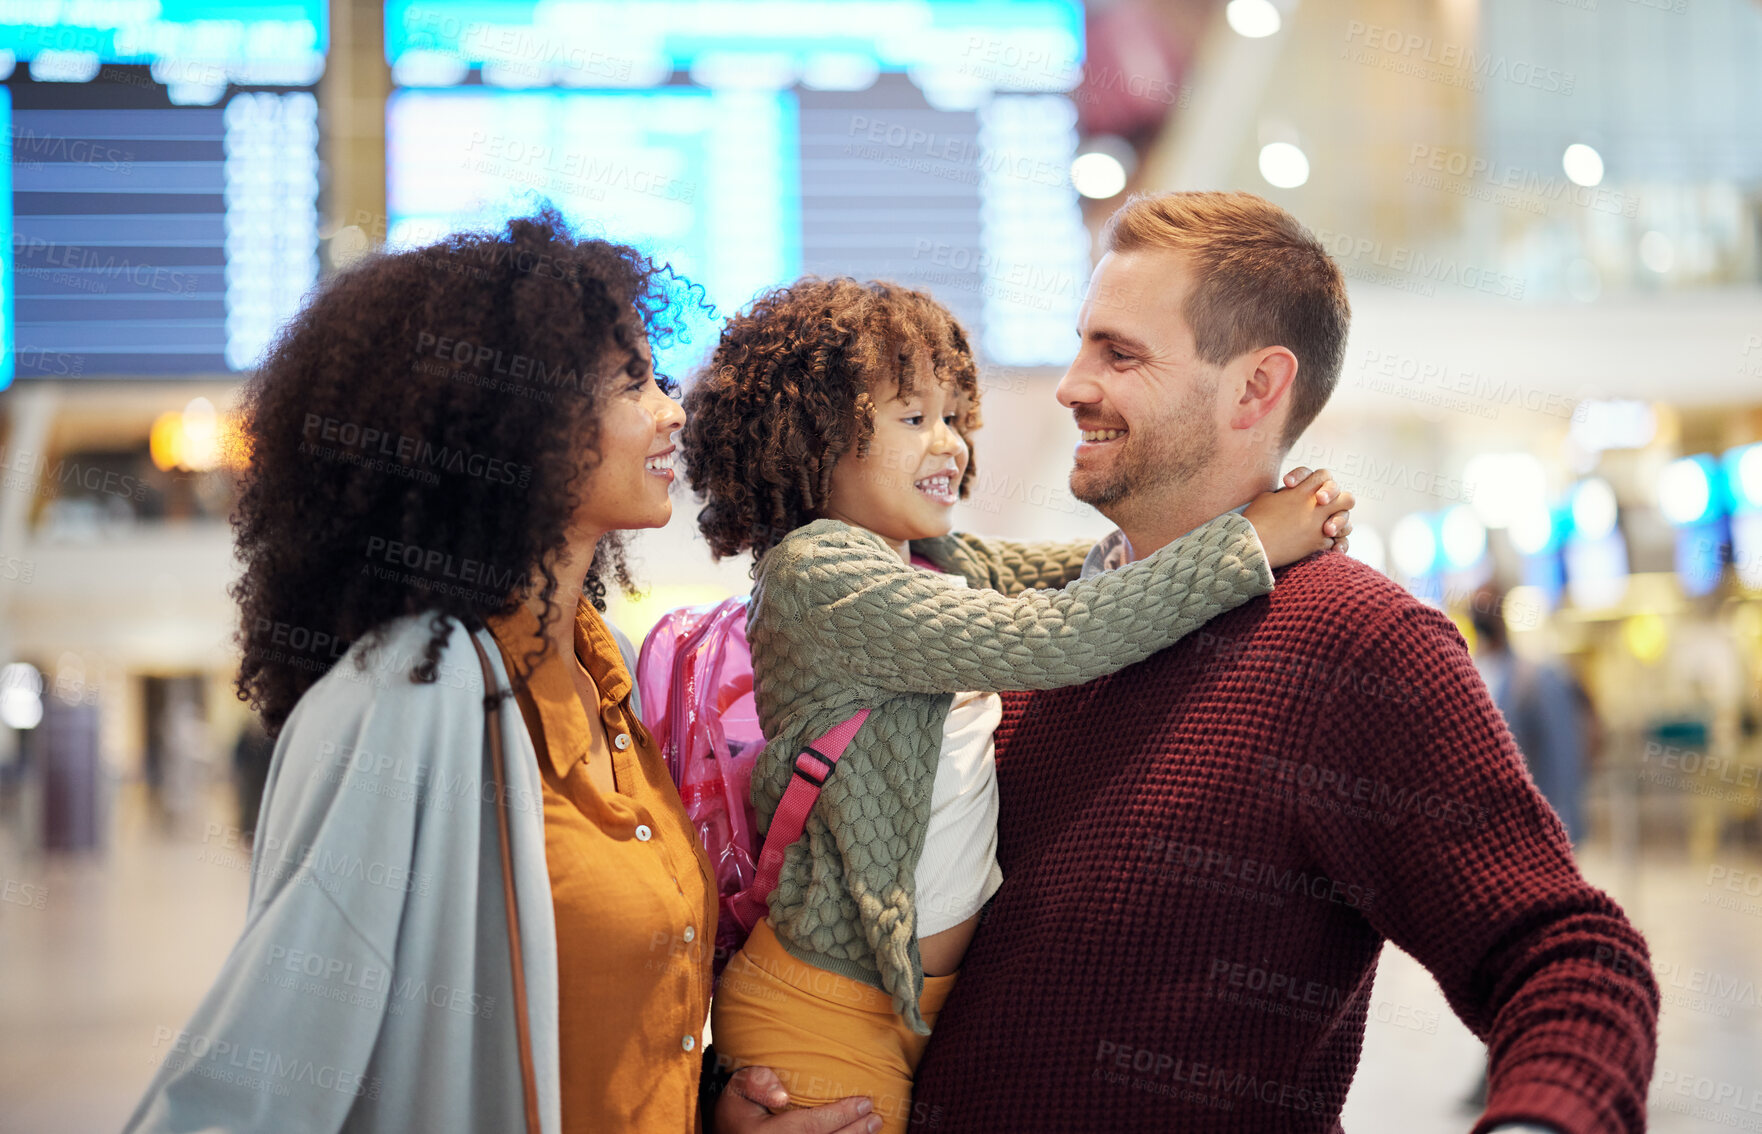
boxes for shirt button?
[634,824,652,842]
[683,925,696,943]
[613,733,631,750]
[682,1035,696,1053]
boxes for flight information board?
[383,0,1081,90]
[384,0,1090,373]
[6,75,318,382]
[0,0,325,78]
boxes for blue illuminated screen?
[383,0,1091,373]
[0,1,327,67]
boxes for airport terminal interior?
[1,0,1760,1129]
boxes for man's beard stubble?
[1069,378,1219,512]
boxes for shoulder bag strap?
[470,631,543,1134]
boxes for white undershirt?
[914,577,1006,939]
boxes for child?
[681,278,1351,1132]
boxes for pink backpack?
[636,596,867,976]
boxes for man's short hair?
[1101,191,1350,449]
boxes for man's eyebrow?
[1082,327,1153,356]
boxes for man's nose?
[1056,357,1101,409]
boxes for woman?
[124,210,861,1134]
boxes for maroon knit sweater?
[909,551,1657,1134]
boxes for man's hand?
[713,1065,880,1134]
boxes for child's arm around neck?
[751,514,1273,698]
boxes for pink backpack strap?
[728,708,871,931]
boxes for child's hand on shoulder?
[1243,467,1354,568]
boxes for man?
[907,192,1657,1133]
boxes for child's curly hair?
[682,278,981,565]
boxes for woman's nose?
[656,391,686,434]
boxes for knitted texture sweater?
[746,513,1274,1034]
[909,551,1659,1133]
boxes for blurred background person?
[1470,584,1593,846]
[229,715,273,846]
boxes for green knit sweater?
[745,513,1275,1033]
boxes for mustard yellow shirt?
[489,601,716,1133]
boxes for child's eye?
[942,414,959,426]
[902,413,924,426]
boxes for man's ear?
[1228,346,1297,437]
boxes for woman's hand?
[1242,466,1355,568]
[713,1066,881,1134]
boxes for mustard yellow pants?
[711,920,956,1134]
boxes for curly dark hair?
[682,278,980,565]
[230,207,698,733]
